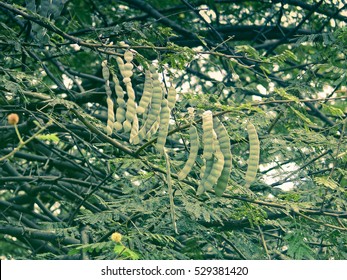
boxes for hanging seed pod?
[145,118,160,140]
[102,60,114,135]
[202,110,214,160]
[115,56,125,77]
[106,96,114,135]
[167,86,177,110]
[113,75,126,131]
[197,131,224,195]
[137,70,153,115]
[177,125,199,181]
[129,113,139,144]
[204,135,224,192]
[144,67,162,132]
[213,118,232,196]
[244,122,260,188]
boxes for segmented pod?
[202,110,214,160]
[213,118,232,196]
[119,52,138,134]
[124,50,133,62]
[177,125,199,181]
[125,86,136,122]
[123,120,132,132]
[106,97,114,135]
[129,113,139,144]
[197,157,214,195]
[198,132,225,195]
[113,75,126,131]
[137,70,153,115]
[244,122,260,188]
[146,118,160,140]
[102,61,114,135]
[144,68,162,131]
[156,99,171,154]
[167,86,177,110]
[101,60,110,81]
[115,56,125,77]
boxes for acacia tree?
[0,0,346,260]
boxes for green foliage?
[0,0,346,261]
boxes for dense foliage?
[0,0,346,260]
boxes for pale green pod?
[167,86,177,110]
[197,158,214,195]
[198,132,225,194]
[113,76,126,127]
[117,98,126,108]
[124,50,133,62]
[136,125,147,142]
[123,120,132,132]
[123,77,131,84]
[126,83,135,100]
[155,99,171,154]
[202,110,214,160]
[101,60,110,81]
[115,56,125,77]
[124,63,133,71]
[203,138,224,192]
[177,125,199,181]
[125,96,136,122]
[146,119,160,140]
[116,107,126,122]
[129,113,139,144]
[105,82,112,97]
[106,97,114,135]
[114,122,123,131]
[213,118,232,196]
[244,122,260,188]
[145,78,162,131]
[137,70,153,115]
[150,65,158,79]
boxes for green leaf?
[290,106,314,125]
[35,133,60,142]
[114,244,140,260]
[314,176,339,190]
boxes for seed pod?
[106,97,115,135]
[129,113,139,144]
[145,71,162,131]
[115,56,125,77]
[198,132,224,195]
[167,86,177,110]
[123,120,132,132]
[202,110,214,160]
[155,99,171,154]
[101,60,110,81]
[137,70,153,115]
[116,53,138,135]
[146,118,160,140]
[177,125,199,181]
[124,63,133,72]
[125,92,136,122]
[102,61,114,135]
[244,122,260,188]
[213,118,232,196]
[124,50,133,62]
[197,157,214,195]
[113,75,126,131]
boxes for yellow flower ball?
[111,232,122,243]
[8,113,19,125]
